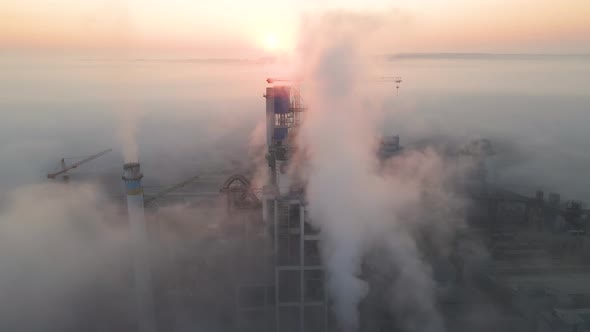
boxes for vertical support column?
[524,202,531,227]
[274,199,280,332]
[488,199,499,231]
[262,199,268,225]
[299,203,305,332]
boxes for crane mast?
[47,148,112,179]
[378,76,403,93]
[144,175,201,206]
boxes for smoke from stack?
[294,12,456,332]
[120,110,139,163]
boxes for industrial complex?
[47,80,590,332]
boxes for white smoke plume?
[119,106,140,163]
[248,121,270,192]
[294,12,460,332]
[96,0,141,164]
[112,63,141,164]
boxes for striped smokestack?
[123,162,157,332]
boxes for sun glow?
[263,33,281,51]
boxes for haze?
[1,2,590,332]
[2,0,589,57]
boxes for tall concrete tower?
[263,83,328,332]
[123,162,157,332]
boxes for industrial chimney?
[123,163,157,332]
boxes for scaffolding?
[273,199,326,332]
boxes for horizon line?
[73,52,590,63]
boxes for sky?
[1,0,589,57]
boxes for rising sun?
[263,33,281,51]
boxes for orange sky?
[1,0,589,57]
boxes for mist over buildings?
[0,183,130,331]
[2,52,589,197]
[0,5,589,332]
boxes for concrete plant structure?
[110,84,590,332]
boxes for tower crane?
[267,76,403,93]
[378,76,403,93]
[266,78,303,84]
[144,175,201,206]
[47,148,112,180]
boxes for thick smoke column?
[295,12,447,332]
[93,0,140,163]
[302,41,373,332]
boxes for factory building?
[257,84,328,332]
[137,83,328,332]
[112,84,589,332]
[237,83,406,332]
